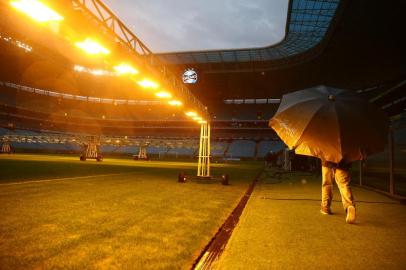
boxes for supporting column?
[283,148,292,171]
[1,142,12,154]
[389,127,394,195]
[197,122,211,178]
[359,160,363,186]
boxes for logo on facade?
[182,68,198,84]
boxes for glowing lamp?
[137,78,159,89]
[114,63,139,75]
[185,111,198,117]
[192,116,202,121]
[74,65,114,76]
[91,69,107,76]
[75,38,110,55]
[155,91,172,99]
[198,120,207,124]
[73,65,85,72]
[168,100,183,106]
[10,0,64,22]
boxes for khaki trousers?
[321,166,355,211]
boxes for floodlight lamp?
[74,65,114,76]
[137,78,159,89]
[10,0,64,22]
[75,38,110,55]
[155,91,172,99]
[73,65,85,72]
[168,100,183,106]
[185,111,197,117]
[91,69,108,76]
[114,63,139,75]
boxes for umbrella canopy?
[269,86,389,163]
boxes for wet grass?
[0,154,262,269]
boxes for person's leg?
[334,168,356,223]
[321,165,334,214]
[334,168,355,210]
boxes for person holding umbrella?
[270,86,388,224]
[320,160,355,223]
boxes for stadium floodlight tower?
[197,122,211,178]
[197,121,230,185]
[185,110,211,178]
[69,0,206,113]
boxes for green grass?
[0,154,262,269]
[216,169,406,270]
[0,154,197,183]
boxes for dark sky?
[103,0,289,53]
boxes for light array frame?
[69,0,208,118]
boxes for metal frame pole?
[197,123,203,176]
[138,145,147,159]
[207,123,211,177]
[197,123,211,177]
[359,160,363,186]
[203,124,207,176]
[1,142,11,153]
[389,127,394,195]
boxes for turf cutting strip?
[192,169,264,270]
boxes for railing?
[0,81,162,105]
[0,133,198,148]
[354,118,406,199]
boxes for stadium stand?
[0,0,404,163]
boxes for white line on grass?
[0,173,133,186]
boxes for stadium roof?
[159,0,405,119]
[0,0,404,134]
[158,0,341,64]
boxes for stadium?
[0,0,405,269]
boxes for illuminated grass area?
[216,169,406,270]
[0,154,262,269]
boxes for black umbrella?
[269,86,389,163]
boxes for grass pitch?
[0,154,262,269]
[216,169,406,270]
